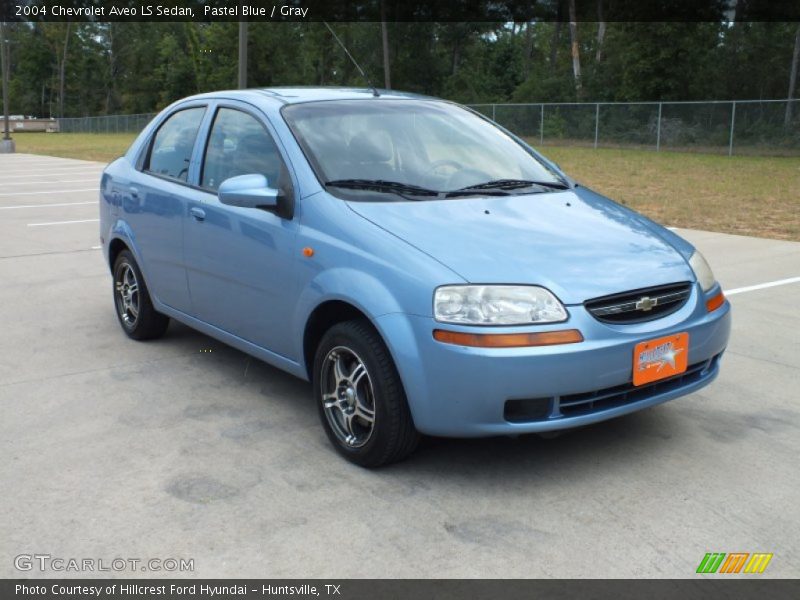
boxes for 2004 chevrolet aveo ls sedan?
[100,87,731,467]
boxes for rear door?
[183,103,301,359]
[126,105,206,312]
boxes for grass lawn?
[10,131,137,163]
[541,145,800,242]
[7,132,800,241]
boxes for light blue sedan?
[100,87,731,466]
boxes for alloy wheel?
[115,262,140,328]
[320,346,376,448]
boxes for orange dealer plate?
[632,332,689,386]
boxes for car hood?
[346,189,695,305]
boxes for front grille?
[503,354,719,423]
[585,282,692,324]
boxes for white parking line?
[0,201,98,210]
[726,277,800,296]
[0,160,101,166]
[91,245,102,250]
[0,164,97,169]
[0,171,103,180]
[27,218,100,227]
[0,161,102,166]
[0,188,99,197]
[1,163,103,166]
[0,171,104,178]
[1,161,103,165]
[0,179,100,186]
[0,165,104,172]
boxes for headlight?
[434,285,567,325]
[689,251,716,292]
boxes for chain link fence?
[57,113,156,134]
[469,99,800,156]
[54,100,800,156]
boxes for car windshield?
[282,99,564,200]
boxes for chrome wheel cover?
[320,346,376,448]
[115,262,140,328]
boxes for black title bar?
[3,579,800,600]
[1,0,800,23]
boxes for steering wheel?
[443,167,494,191]
[425,159,464,179]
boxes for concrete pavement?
[0,153,798,578]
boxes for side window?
[201,108,288,192]
[145,107,205,182]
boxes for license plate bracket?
[633,332,689,386]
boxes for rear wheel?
[112,250,169,340]
[313,319,419,467]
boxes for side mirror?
[218,174,279,210]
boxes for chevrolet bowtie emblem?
[636,296,658,311]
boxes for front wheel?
[313,319,419,467]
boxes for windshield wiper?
[455,179,570,192]
[325,179,439,198]
[324,178,564,200]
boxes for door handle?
[190,207,206,221]
[129,187,139,198]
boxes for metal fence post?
[656,102,662,151]
[594,103,600,149]
[728,101,736,157]
[540,104,544,145]
[491,104,496,121]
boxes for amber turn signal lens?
[706,291,725,312]
[433,329,584,348]
[302,247,315,257]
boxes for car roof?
[180,87,433,107]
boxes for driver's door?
[183,104,300,359]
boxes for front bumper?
[376,283,731,437]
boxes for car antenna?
[322,21,380,98]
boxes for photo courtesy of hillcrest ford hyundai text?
[99,87,731,467]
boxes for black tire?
[313,319,419,467]
[112,250,169,340]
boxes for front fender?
[292,267,408,365]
